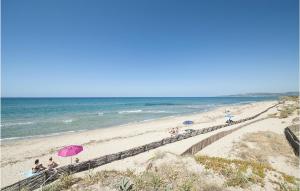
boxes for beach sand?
[2,100,297,187]
[199,110,300,178]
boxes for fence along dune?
[1,103,279,191]
[284,126,300,157]
[181,117,268,156]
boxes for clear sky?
[2,0,299,97]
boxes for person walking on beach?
[32,159,46,173]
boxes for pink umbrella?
[58,145,83,163]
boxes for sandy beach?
[1,100,288,187]
[3,0,299,190]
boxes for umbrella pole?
[71,156,72,164]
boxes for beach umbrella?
[183,120,194,125]
[225,113,234,120]
[58,145,83,163]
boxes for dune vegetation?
[41,152,299,191]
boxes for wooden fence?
[1,103,278,191]
[284,125,300,157]
[181,117,267,155]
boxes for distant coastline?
[225,91,299,97]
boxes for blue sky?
[2,0,299,97]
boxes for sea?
[1,97,278,140]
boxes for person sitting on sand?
[169,127,179,137]
[169,128,175,136]
[47,157,58,170]
[32,159,46,173]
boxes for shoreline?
[0,99,275,143]
[0,100,278,187]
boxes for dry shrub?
[131,161,221,191]
[280,96,299,102]
[277,97,299,118]
[68,155,223,191]
[42,174,77,191]
[196,155,269,187]
[43,154,299,191]
[279,105,297,118]
[195,155,300,190]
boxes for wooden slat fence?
[284,125,300,157]
[181,117,268,155]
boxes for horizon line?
[1,92,298,99]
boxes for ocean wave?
[1,129,88,141]
[118,110,143,114]
[62,119,73,123]
[141,118,156,122]
[118,110,171,114]
[186,104,217,109]
[144,110,168,113]
[238,101,256,104]
[144,103,177,106]
[1,121,34,127]
[97,112,104,116]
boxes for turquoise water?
[1,97,278,140]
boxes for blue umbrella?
[225,113,234,120]
[183,120,194,125]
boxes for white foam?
[118,110,143,114]
[141,118,156,122]
[144,110,168,113]
[1,129,88,141]
[63,119,73,123]
[1,121,34,127]
[97,112,104,116]
[118,110,172,114]
[186,104,216,109]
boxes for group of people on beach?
[32,157,80,173]
[169,127,179,137]
[32,157,58,173]
[225,109,234,124]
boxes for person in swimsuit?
[47,157,58,170]
[169,128,175,136]
[32,159,46,173]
